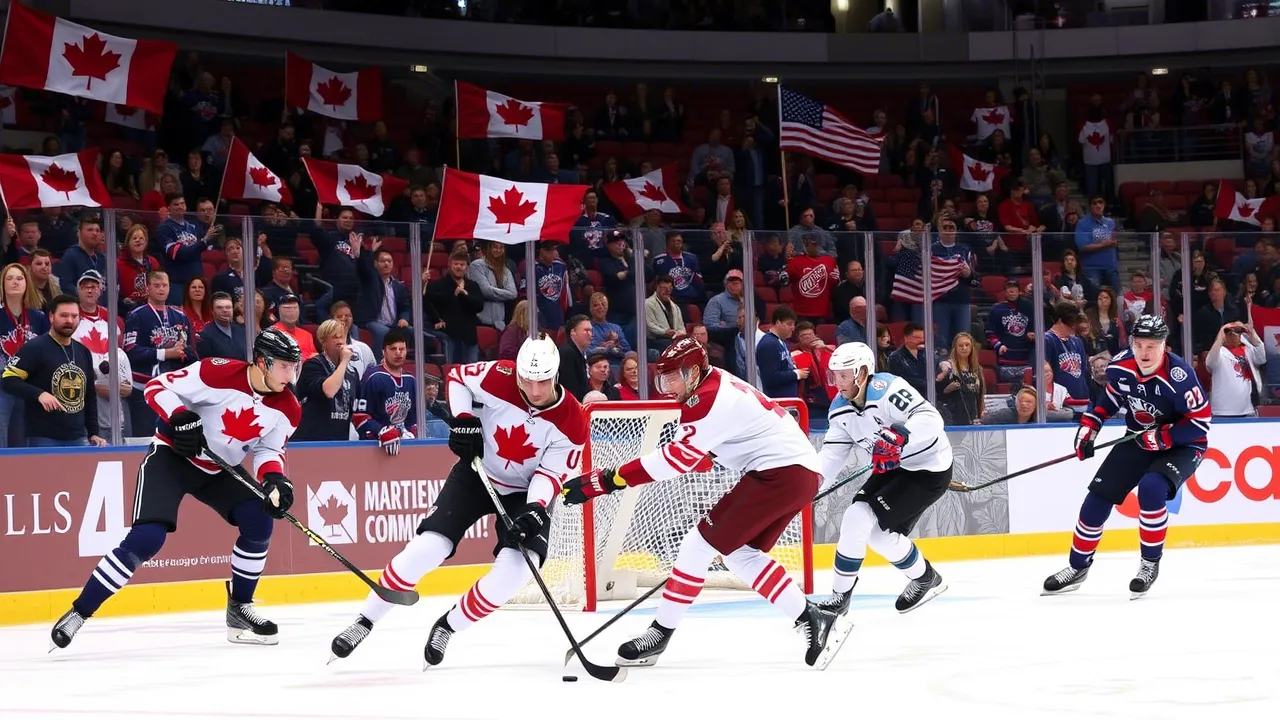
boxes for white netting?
[511,402,810,608]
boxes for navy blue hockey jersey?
[124,303,196,389]
[1044,329,1091,413]
[358,365,418,438]
[1086,350,1211,452]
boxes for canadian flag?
[434,167,588,245]
[218,138,293,205]
[1077,119,1113,166]
[455,81,567,141]
[0,148,111,209]
[947,146,1008,193]
[104,102,155,131]
[601,164,692,221]
[1214,179,1280,226]
[0,85,16,126]
[303,158,408,218]
[971,105,1011,141]
[0,3,175,114]
[285,52,381,122]
[1251,304,1280,393]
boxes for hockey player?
[1044,315,1210,599]
[817,341,951,614]
[561,337,846,669]
[329,334,588,666]
[51,328,303,650]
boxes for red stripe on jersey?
[676,367,724,425]
[256,460,284,481]
[532,469,562,496]
[617,456,657,487]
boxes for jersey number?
[887,388,914,412]
[162,369,189,384]
[729,379,788,419]
[1184,386,1205,408]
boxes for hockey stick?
[564,460,876,664]
[469,458,627,683]
[947,432,1142,493]
[202,447,420,607]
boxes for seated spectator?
[358,245,411,360]
[703,269,748,371]
[295,319,362,442]
[982,386,1047,425]
[987,279,1035,384]
[586,292,630,363]
[1205,320,1265,418]
[1076,316,1108,358]
[837,296,869,345]
[196,291,246,360]
[735,305,767,383]
[831,261,867,321]
[359,330,418,455]
[211,235,272,300]
[793,321,835,413]
[499,300,531,362]
[1138,189,1187,233]
[426,247,484,365]
[1087,286,1122,355]
[421,376,451,440]
[1048,249,1096,308]
[889,322,930,398]
[1,263,50,447]
[688,127,734,186]
[651,232,703,314]
[585,353,621,401]
[2,216,41,265]
[260,256,298,314]
[559,315,592,401]
[1193,277,1242,353]
[1121,270,1155,332]
[1038,361,1073,418]
[1187,181,1217,227]
[182,277,213,335]
[1021,148,1064,208]
[935,331,984,426]
[616,352,643,400]
[1040,182,1082,237]
[271,294,318,361]
[644,275,685,359]
[756,306,805,399]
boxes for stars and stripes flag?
[889,249,967,304]
[778,87,882,174]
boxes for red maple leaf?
[221,407,264,442]
[980,108,1006,125]
[113,104,137,117]
[494,424,539,468]
[966,162,990,182]
[62,33,122,90]
[344,174,379,201]
[1237,203,1256,218]
[638,181,668,203]
[494,98,536,129]
[1086,130,1106,149]
[316,495,349,536]
[488,186,538,232]
[40,163,81,200]
[314,76,352,110]
[248,166,279,190]
[80,326,109,355]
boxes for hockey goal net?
[511,399,814,611]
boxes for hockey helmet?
[516,333,560,382]
[654,335,710,398]
[828,342,876,395]
[253,328,302,387]
[1130,315,1169,341]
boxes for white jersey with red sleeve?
[616,367,820,486]
[446,360,588,508]
[144,358,302,482]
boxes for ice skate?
[1129,559,1160,599]
[818,577,857,616]
[49,609,85,651]
[329,616,373,663]
[794,600,851,670]
[616,621,674,667]
[896,560,947,613]
[1042,564,1090,595]
[225,581,278,645]
[423,614,454,669]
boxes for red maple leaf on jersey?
[494,424,539,468]
[62,33,122,90]
[980,108,1006,125]
[248,166,279,190]
[222,408,264,442]
[41,163,81,200]
[343,174,378,201]
[316,495,348,536]
[638,181,668,203]
[494,98,535,129]
[80,326,109,355]
[488,186,538,232]
[1237,203,1257,218]
[314,76,353,110]
[966,162,991,183]
[1086,130,1106,149]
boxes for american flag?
[890,250,967,304]
[778,87,882,174]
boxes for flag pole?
[777,83,790,229]
[453,79,462,172]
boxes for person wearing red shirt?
[792,321,836,413]
[270,295,318,361]
[117,225,164,314]
[785,235,839,323]
[997,179,1046,258]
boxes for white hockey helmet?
[516,333,560,382]
[828,341,877,390]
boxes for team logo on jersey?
[1002,312,1028,336]
[1126,396,1159,427]
[51,362,87,414]
[797,263,829,298]
[210,358,229,365]
[870,379,887,391]
[1058,351,1082,378]
[385,391,411,426]
[0,325,35,360]
[667,263,694,290]
[1170,366,1187,383]
[307,481,358,545]
[496,364,512,375]
[537,270,565,301]
[148,323,187,350]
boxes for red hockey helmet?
[654,335,709,399]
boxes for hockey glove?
[561,468,626,505]
[1075,414,1102,460]
[507,502,549,545]
[261,473,294,519]
[448,415,485,460]
[378,425,402,456]
[168,408,205,458]
[871,424,909,474]
[1137,424,1175,452]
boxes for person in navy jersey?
[1042,302,1091,417]
[124,270,196,435]
[928,214,976,348]
[985,279,1036,384]
[517,241,570,332]
[570,190,617,260]
[56,216,107,298]
[310,206,365,322]
[359,330,417,456]
[1044,315,1211,599]
[651,231,704,316]
[155,194,213,304]
[1,263,51,447]
[211,236,273,300]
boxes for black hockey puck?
[562,675,578,682]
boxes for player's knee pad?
[120,522,168,562]
[842,502,879,543]
[679,526,722,563]
[1137,472,1171,507]
[231,499,273,545]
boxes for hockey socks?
[72,522,165,617]
[831,503,876,593]
[363,531,453,623]
[1070,492,1113,569]
[228,500,272,603]
[445,547,535,631]
[655,530,713,629]
[1137,473,1170,562]
[723,547,807,620]
[871,528,927,581]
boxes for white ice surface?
[1,544,1277,720]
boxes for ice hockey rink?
[2,544,1277,720]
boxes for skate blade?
[813,616,854,671]
[227,628,279,646]
[615,654,661,668]
[898,581,948,614]
[1130,589,1149,601]
[1040,583,1084,597]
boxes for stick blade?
[585,662,627,683]
[373,586,420,606]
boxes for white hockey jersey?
[446,360,588,508]
[819,372,952,485]
[618,367,820,486]
[144,358,301,481]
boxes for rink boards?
[2,418,1278,626]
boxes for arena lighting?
[836,0,849,10]
[409,65,430,73]
[1151,67,1169,75]
[761,76,779,83]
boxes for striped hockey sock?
[654,530,717,629]
[229,538,268,603]
[362,531,452,623]
[723,548,807,620]
[1137,473,1170,562]
[1069,492,1113,569]
[446,548,533,631]
[73,549,139,617]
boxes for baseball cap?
[78,269,104,286]
[725,269,744,281]
[1004,279,1019,288]
[278,293,300,305]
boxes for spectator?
[155,194,213,304]
[101,149,139,199]
[1078,95,1114,199]
[113,224,160,316]
[2,216,42,264]
[594,90,630,141]
[358,245,411,358]
[202,118,236,171]
[1037,361,1074,420]
[836,296,868,345]
[931,213,976,346]
[426,247,485,365]
[889,322,930,398]
[1121,270,1156,332]
[311,206,365,322]
[793,321,835,413]
[559,315,592,401]
[0,263,50,447]
[124,270,194,435]
[644,275,685,359]
[935,331,985,426]
[987,279,1036,384]
[597,230,637,340]
[73,272,132,440]
[1,294,105,447]
[328,301,375,379]
[702,221,745,290]
[787,208,836,257]
[182,277,213,335]
[786,234,839,324]
[1193,277,1243,353]
[875,325,894,371]
[271,294,318,361]
[1187,182,1218,227]
[1137,189,1188,234]
[616,352,643,400]
[36,207,77,257]
[1021,148,1063,208]
[585,292,630,363]
[211,235,272,300]
[241,288,271,337]
[585,353,621,401]
[1206,320,1265,418]
[982,386,1047,425]
[499,300,531,362]
[651,232,704,314]
[180,150,215,209]
[196,291,246,360]
[366,120,398,174]
[997,179,1045,266]
[260,256,297,312]
[467,241,518,330]
[28,249,61,311]
[517,241,570,332]
[1041,182,1082,237]
[831,261,867,320]
[756,306,805,399]
[688,127,734,186]
[421,376,451,440]
[703,269,749,370]
[295,319,362,441]
[359,330,418,454]
[1077,315,1107,358]
[757,233,789,290]
[1074,195,1120,291]
[1050,249,1096,307]
[704,176,738,226]
[734,305,767,383]
[1043,302,1091,417]
[654,87,685,143]
[56,216,107,296]
[140,171,180,213]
